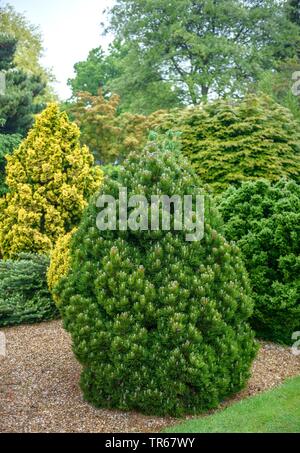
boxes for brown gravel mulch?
[0,320,300,433]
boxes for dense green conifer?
[57,135,257,416]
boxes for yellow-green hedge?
[47,229,75,306]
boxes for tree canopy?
[105,0,299,105]
[68,40,183,114]
[0,3,52,82]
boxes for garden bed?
[0,320,300,433]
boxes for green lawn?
[164,376,300,433]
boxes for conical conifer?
[57,135,257,416]
[0,104,103,258]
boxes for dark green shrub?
[219,179,300,344]
[57,136,257,416]
[0,253,59,327]
[152,95,300,192]
[0,133,21,195]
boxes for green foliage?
[0,4,53,85]
[57,135,256,416]
[106,41,184,114]
[154,95,300,192]
[68,40,182,114]
[0,253,59,328]
[287,0,300,27]
[107,0,299,104]
[102,164,122,180]
[219,179,300,344]
[69,89,150,164]
[0,32,46,136]
[257,60,300,122]
[256,1,300,121]
[0,33,17,70]
[0,69,46,136]
[68,45,122,98]
[0,132,21,195]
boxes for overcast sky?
[7,0,115,99]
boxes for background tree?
[68,39,183,114]
[256,0,300,120]
[70,89,149,164]
[0,32,45,195]
[67,44,122,98]
[0,31,17,70]
[0,3,54,88]
[0,32,46,136]
[220,179,300,344]
[151,95,300,192]
[0,133,21,196]
[105,0,299,105]
[257,59,300,121]
[107,41,184,114]
[288,0,300,26]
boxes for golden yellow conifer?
[0,103,103,258]
[47,229,75,306]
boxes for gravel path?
[1,320,300,433]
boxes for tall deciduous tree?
[68,45,122,98]
[106,0,299,104]
[68,40,182,114]
[257,0,300,119]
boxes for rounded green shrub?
[152,95,300,192]
[0,253,59,327]
[57,137,257,416]
[219,179,300,344]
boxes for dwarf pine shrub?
[56,136,257,416]
[220,179,300,344]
